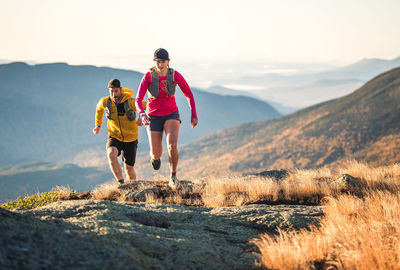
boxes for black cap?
[154,48,170,61]
[108,79,121,88]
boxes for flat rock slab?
[243,169,290,181]
[1,200,323,269]
[118,180,202,203]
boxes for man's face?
[109,87,122,101]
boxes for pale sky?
[1,0,399,76]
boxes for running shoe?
[151,158,161,170]
[168,174,180,190]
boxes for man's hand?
[191,118,198,128]
[93,126,101,134]
[137,115,143,126]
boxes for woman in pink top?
[136,48,198,189]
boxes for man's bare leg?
[107,147,123,181]
[124,163,136,182]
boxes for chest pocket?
[117,103,125,116]
[105,98,136,121]
[148,68,176,98]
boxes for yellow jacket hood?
[95,88,146,142]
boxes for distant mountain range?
[2,61,399,201]
[0,62,280,165]
[0,162,112,202]
[175,67,400,177]
[202,85,298,114]
[211,57,400,109]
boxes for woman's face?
[156,60,169,73]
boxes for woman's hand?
[191,117,198,128]
[141,113,150,126]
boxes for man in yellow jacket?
[93,79,144,184]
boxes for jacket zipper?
[116,104,125,142]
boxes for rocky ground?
[0,199,323,269]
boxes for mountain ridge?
[223,56,400,108]
[176,67,400,177]
[0,62,280,165]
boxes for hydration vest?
[105,97,136,121]
[148,68,176,98]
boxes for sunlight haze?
[1,0,399,82]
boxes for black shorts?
[149,110,181,132]
[106,137,138,166]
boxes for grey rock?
[0,200,323,269]
[334,174,366,190]
[0,207,13,217]
[121,180,202,203]
[125,187,161,202]
[244,169,289,181]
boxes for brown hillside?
[178,67,400,177]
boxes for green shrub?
[0,188,70,210]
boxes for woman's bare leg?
[146,127,163,160]
[164,120,180,174]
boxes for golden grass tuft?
[55,185,77,200]
[91,182,123,201]
[340,160,400,184]
[201,175,280,207]
[252,183,400,269]
[282,167,337,201]
[201,168,339,207]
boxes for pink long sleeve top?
[135,70,198,119]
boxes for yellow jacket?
[95,88,146,142]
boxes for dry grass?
[339,160,400,189]
[91,181,122,201]
[281,167,337,202]
[253,192,400,269]
[89,161,400,208]
[202,175,279,207]
[252,162,400,270]
[201,168,339,207]
[55,185,77,199]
